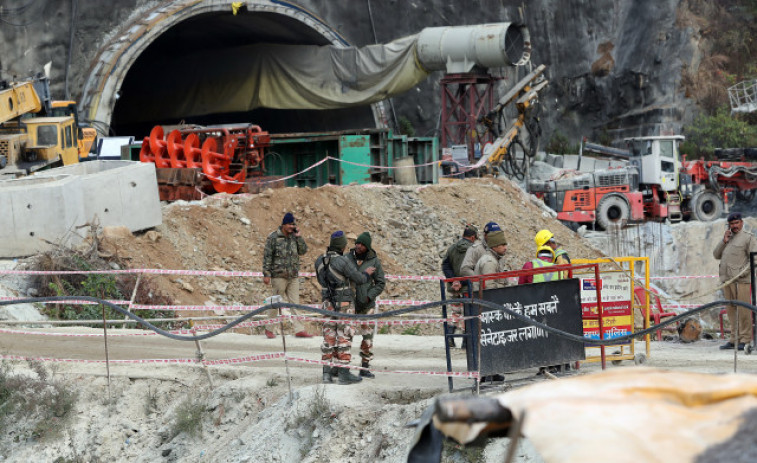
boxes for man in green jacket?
[441,224,478,347]
[351,232,386,378]
[262,212,310,338]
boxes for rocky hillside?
[0,0,720,145]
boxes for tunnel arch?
[80,0,385,139]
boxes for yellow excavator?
[0,74,96,177]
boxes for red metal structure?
[440,73,498,162]
[139,124,271,198]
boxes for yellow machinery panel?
[0,82,42,124]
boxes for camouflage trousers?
[321,300,356,365]
[356,324,374,363]
[354,305,375,363]
[447,287,465,330]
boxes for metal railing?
[728,79,757,114]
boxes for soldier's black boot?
[359,362,375,379]
[337,367,363,385]
[447,326,457,348]
[322,366,334,384]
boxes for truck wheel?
[691,191,723,222]
[596,195,630,230]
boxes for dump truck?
[528,135,757,228]
[0,74,92,178]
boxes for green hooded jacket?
[350,248,386,314]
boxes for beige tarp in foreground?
[126,35,428,123]
[437,368,757,463]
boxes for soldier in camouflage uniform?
[315,231,375,385]
[350,232,386,378]
[262,212,310,338]
[441,225,478,347]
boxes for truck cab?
[624,135,684,192]
[50,100,97,157]
[15,116,79,173]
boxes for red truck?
[528,136,757,228]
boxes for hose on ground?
[0,296,750,346]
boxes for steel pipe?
[416,23,530,73]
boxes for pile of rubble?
[98,178,606,312]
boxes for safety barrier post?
[189,320,214,389]
[101,304,111,397]
[278,304,293,404]
[123,272,143,329]
[595,265,606,369]
[439,280,454,393]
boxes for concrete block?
[0,161,161,257]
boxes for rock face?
[0,0,696,143]
[307,0,695,139]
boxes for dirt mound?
[100,178,605,314]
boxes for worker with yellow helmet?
[535,229,571,273]
[518,229,570,284]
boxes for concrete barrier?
[0,161,161,257]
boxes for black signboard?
[472,279,585,375]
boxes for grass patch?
[442,438,487,462]
[170,393,207,438]
[401,325,421,336]
[0,360,78,441]
[144,385,159,415]
[33,243,177,330]
[288,387,333,458]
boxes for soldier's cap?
[463,225,478,238]
[329,230,347,249]
[484,222,501,234]
[728,212,742,222]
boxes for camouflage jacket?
[262,227,308,279]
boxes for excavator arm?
[478,64,548,176]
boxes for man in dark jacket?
[351,232,386,378]
[315,231,375,385]
[441,225,478,347]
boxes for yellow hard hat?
[534,229,554,247]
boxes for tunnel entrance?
[106,9,378,139]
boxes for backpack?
[315,253,335,289]
[315,253,341,307]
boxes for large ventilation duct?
[416,23,531,73]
